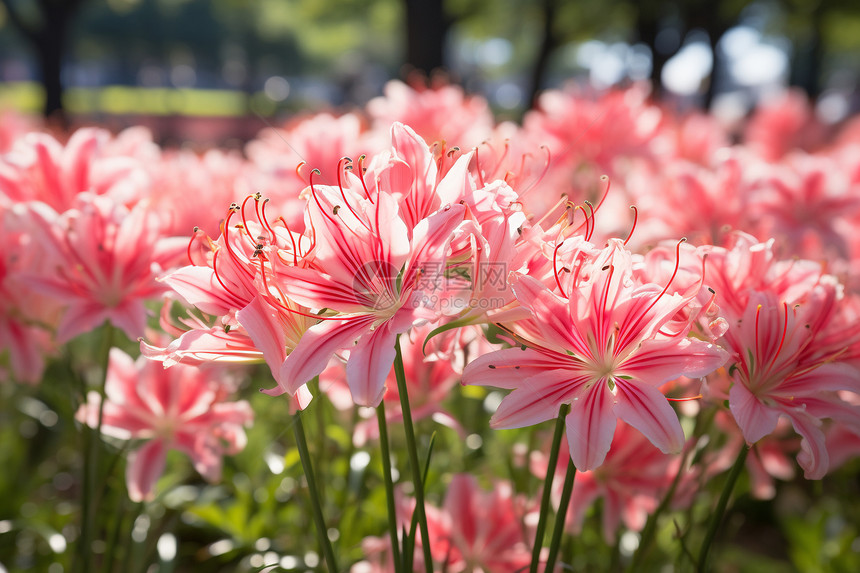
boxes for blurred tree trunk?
[0,0,85,125]
[702,31,721,110]
[527,0,558,110]
[790,8,824,99]
[403,0,449,75]
[635,9,671,99]
[686,2,730,110]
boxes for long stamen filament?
[553,240,568,297]
[583,200,595,242]
[624,205,638,246]
[766,302,790,372]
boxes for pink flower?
[367,80,494,150]
[76,348,253,502]
[702,232,824,319]
[631,154,751,246]
[247,112,366,190]
[522,85,660,189]
[748,152,860,259]
[146,147,250,237]
[142,197,317,410]
[321,324,464,445]
[744,89,825,161]
[531,423,690,542]
[705,235,860,478]
[264,165,467,406]
[356,474,534,573]
[0,203,62,383]
[246,112,368,232]
[656,111,730,165]
[721,289,860,479]
[24,194,186,343]
[704,409,797,500]
[0,110,36,154]
[383,122,475,229]
[463,240,728,471]
[0,128,147,211]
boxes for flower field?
[2,81,860,572]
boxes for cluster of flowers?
[3,81,860,570]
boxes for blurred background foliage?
[0,0,859,136]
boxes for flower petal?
[236,296,287,381]
[566,384,616,471]
[786,409,829,479]
[729,379,780,444]
[126,440,167,502]
[490,371,583,429]
[510,275,590,357]
[462,347,570,389]
[346,324,397,407]
[618,338,728,386]
[614,380,685,455]
[276,315,374,396]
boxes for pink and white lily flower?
[76,348,253,502]
[463,239,728,471]
[265,169,467,406]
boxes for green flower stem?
[313,378,327,505]
[337,407,360,510]
[120,502,143,573]
[78,323,114,573]
[393,335,433,573]
[627,450,688,572]
[292,411,339,572]
[376,402,403,573]
[544,459,576,573]
[696,445,749,572]
[103,491,125,573]
[629,406,717,572]
[530,404,570,573]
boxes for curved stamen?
[335,157,372,232]
[568,203,589,242]
[597,264,615,351]
[767,302,790,372]
[186,226,203,265]
[356,155,373,202]
[592,175,611,216]
[240,194,256,234]
[239,195,265,252]
[617,238,687,351]
[308,169,338,226]
[282,219,301,265]
[583,201,595,243]
[533,194,569,230]
[666,394,703,402]
[643,238,686,316]
[258,197,278,243]
[474,145,485,187]
[221,204,245,268]
[552,240,568,298]
[754,304,764,372]
[211,249,239,300]
[624,205,638,246]
[519,145,551,197]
